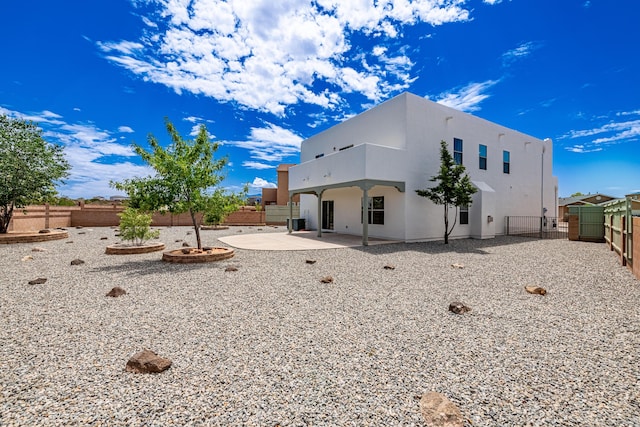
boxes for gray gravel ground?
[1,226,639,426]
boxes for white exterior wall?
[290,92,556,242]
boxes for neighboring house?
[261,164,301,225]
[261,164,300,207]
[558,193,617,221]
[288,92,557,244]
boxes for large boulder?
[419,392,464,427]
[125,349,172,374]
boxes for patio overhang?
[287,178,405,246]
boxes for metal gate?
[505,216,567,239]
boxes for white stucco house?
[288,92,558,244]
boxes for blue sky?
[1,0,638,199]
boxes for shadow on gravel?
[90,258,227,277]
[353,235,545,255]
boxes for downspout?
[541,145,546,238]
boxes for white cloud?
[561,116,640,152]
[98,0,471,116]
[564,119,640,141]
[226,122,303,162]
[250,177,277,190]
[565,144,603,153]
[617,109,640,117]
[502,41,542,66]
[243,161,274,170]
[118,125,134,133]
[0,107,147,199]
[483,0,503,5]
[432,80,499,112]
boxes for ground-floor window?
[361,196,384,225]
[459,205,469,225]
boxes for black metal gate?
[505,216,567,239]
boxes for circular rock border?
[0,230,69,244]
[200,225,229,230]
[162,247,235,263]
[105,242,166,255]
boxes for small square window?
[361,196,385,225]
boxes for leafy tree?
[50,196,77,207]
[0,115,70,233]
[117,207,160,245]
[203,187,247,227]
[112,118,227,249]
[570,192,585,197]
[416,140,477,244]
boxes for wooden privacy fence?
[603,194,640,279]
[567,205,605,242]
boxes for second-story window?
[453,138,463,165]
[503,150,510,174]
[479,144,487,170]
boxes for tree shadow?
[353,235,547,256]
[90,257,230,277]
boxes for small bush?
[117,208,160,245]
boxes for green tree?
[112,118,227,249]
[416,140,477,244]
[117,207,160,245]
[0,115,70,233]
[203,187,247,227]
[570,192,585,197]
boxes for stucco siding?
[293,92,556,242]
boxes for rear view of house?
[289,92,557,244]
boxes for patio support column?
[317,189,324,238]
[362,186,369,246]
[288,193,293,234]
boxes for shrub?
[117,208,160,245]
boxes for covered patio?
[287,178,405,246]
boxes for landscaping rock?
[525,286,547,296]
[70,259,85,266]
[182,242,190,247]
[383,264,396,270]
[225,266,238,272]
[106,287,127,297]
[306,259,317,264]
[66,240,73,244]
[28,278,47,285]
[125,349,172,374]
[419,392,464,427]
[449,302,471,314]
[21,255,34,262]
[38,229,51,234]
[320,276,334,284]
[100,237,108,240]
[32,247,47,252]
[78,231,86,235]
[181,248,191,254]
[451,263,464,269]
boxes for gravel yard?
[1,226,639,426]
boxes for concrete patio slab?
[218,231,396,250]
